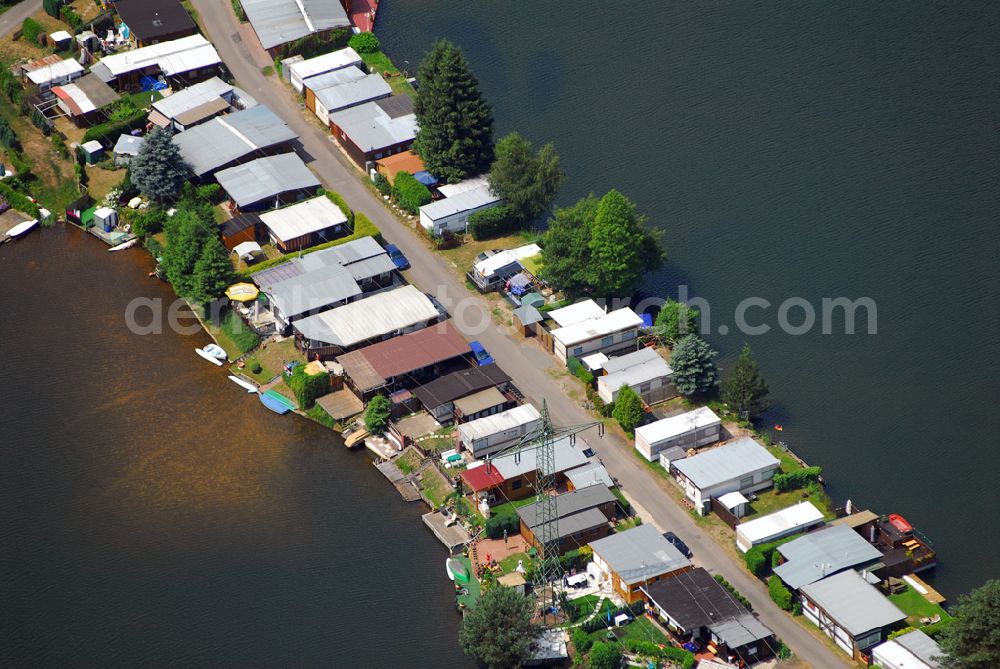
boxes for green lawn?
[889,588,952,626]
[615,616,672,647]
[418,465,454,508]
[206,310,259,361]
[750,484,835,520]
[489,497,536,519]
[395,447,424,475]
[419,426,457,452]
[569,594,602,623]
[360,50,415,96]
[234,338,303,384]
[499,551,531,575]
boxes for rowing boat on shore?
[6,219,38,239]
[228,375,258,393]
[108,238,138,251]
[195,347,224,366]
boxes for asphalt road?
[0,0,41,37]
[193,3,849,667]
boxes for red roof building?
[460,463,506,493]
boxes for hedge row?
[774,466,822,492]
[484,512,519,539]
[768,575,794,610]
[391,171,431,214]
[567,355,594,385]
[323,189,354,225]
[623,639,695,669]
[0,181,40,217]
[21,18,44,44]
[82,109,148,144]
[744,532,804,577]
[713,573,753,611]
[468,204,517,240]
[237,212,381,277]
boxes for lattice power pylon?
[494,400,602,620]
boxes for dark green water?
[377,2,1000,597]
[0,227,472,667]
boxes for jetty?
[375,460,422,502]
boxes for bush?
[0,63,20,103]
[744,547,767,577]
[29,108,51,135]
[51,133,69,158]
[771,548,782,569]
[373,171,390,196]
[0,181,40,217]
[713,574,753,611]
[22,18,44,44]
[774,466,822,492]
[124,206,166,237]
[285,364,330,410]
[82,111,148,144]
[623,640,695,669]
[768,576,794,611]
[59,5,83,32]
[776,639,792,660]
[484,512,519,540]
[348,32,380,54]
[43,0,62,19]
[391,171,432,214]
[250,362,262,374]
[231,0,246,22]
[559,546,592,572]
[0,118,18,149]
[570,627,592,654]
[468,205,518,240]
[588,641,621,669]
[567,356,594,385]
[324,189,354,225]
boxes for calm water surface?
[377,2,1000,597]
[0,226,471,667]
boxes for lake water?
[376,2,1000,597]
[0,226,472,667]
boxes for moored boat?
[108,238,138,251]
[228,375,258,393]
[6,219,38,239]
[195,347,224,366]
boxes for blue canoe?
[259,389,296,415]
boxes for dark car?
[385,243,409,270]
[663,531,692,558]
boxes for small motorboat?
[344,427,369,449]
[228,375,258,393]
[108,238,138,252]
[203,343,227,360]
[446,557,470,584]
[195,347,224,366]
[889,514,913,534]
[6,219,38,239]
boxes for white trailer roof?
[419,184,501,222]
[548,299,606,327]
[26,58,82,85]
[289,47,362,81]
[635,407,721,445]
[293,285,437,348]
[472,244,541,278]
[436,175,490,198]
[673,438,779,490]
[95,35,219,77]
[459,404,541,444]
[735,501,824,545]
[551,308,644,347]
[259,196,348,243]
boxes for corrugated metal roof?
[458,404,542,444]
[551,308,644,347]
[265,263,360,319]
[259,196,348,243]
[672,438,779,490]
[635,407,721,446]
[113,134,144,156]
[174,105,297,176]
[773,524,885,590]
[412,365,512,409]
[315,73,391,114]
[894,630,943,668]
[489,435,590,480]
[95,34,218,77]
[420,185,502,223]
[153,77,232,120]
[599,350,673,393]
[302,65,366,93]
[215,153,319,208]
[800,570,905,636]
[565,461,614,490]
[26,58,83,85]
[735,501,824,547]
[517,485,615,530]
[336,321,470,391]
[329,98,417,151]
[242,0,349,50]
[53,73,119,116]
[548,300,607,327]
[590,525,691,584]
[293,285,438,348]
[710,614,774,648]
[289,48,362,83]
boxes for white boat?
[108,238,138,252]
[6,219,38,238]
[202,343,227,360]
[195,347,223,366]
[228,375,258,393]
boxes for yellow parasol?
[225,283,260,302]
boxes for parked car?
[469,340,494,366]
[663,531,692,558]
[385,243,409,270]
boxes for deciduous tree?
[588,641,623,669]
[654,298,699,345]
[612,384,645,433]
[670,334,719,397]
[363,395,391,434]
[458,586,537,669]
[721,343,770,421]
[413,39,494,183]
[488,131,565,226]
[538,195,599,297]
[130,127,187,202]
[161,206,213,298]
[938,579,1000,669]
